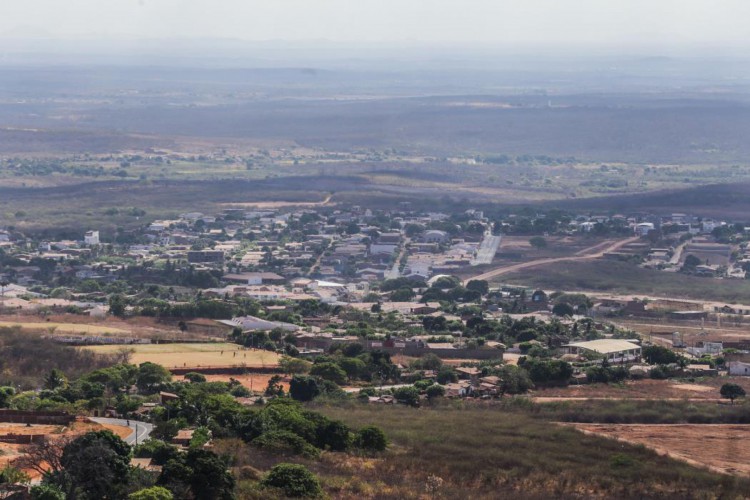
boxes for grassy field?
[0,321,128,335]
[83,342,280,369]
[501,259,750,304]
[291,404,750,499]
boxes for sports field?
[83,342,280,369]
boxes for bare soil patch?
[202,373,291,393]
[533,379,732,401]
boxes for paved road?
[89,417,153,446]
[463,236,640,284]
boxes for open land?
[83,342,281,369]
[572,423,750,477]
[501,259,750,304]
[300,404,750,499]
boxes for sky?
[2,0,750,49]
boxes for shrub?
[393,386,420,407]
[309,362,347,385]
[289,376,320,402]
[184,372,206,383]
[426,384,445,399]
[129,486,174,500]
[262,463,322,498]
[354,425,388,452]
[253,431,320,458]
[30,484,65,500]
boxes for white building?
[84,231,100,245]
[634,223,655,237]
[564,339,642,363]
[728,361,750,376]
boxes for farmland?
[83,342,281,369]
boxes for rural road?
[90,417,154,446]
[463,236,641,284]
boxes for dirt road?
[464,236,640,284]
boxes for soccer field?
[84,342,281,369]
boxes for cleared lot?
[83,342,281,369]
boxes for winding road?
[89,417,154,446]
[463,236,641,284]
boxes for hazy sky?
[2,0,749,48]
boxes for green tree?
[309,362,347,385]
[354,425,388,452]
[529,236,547,248]
[390,287,415,301]
[466,279,489,295]
[720,383,746,404]
[552,302,575,317]
[393,386,420,407]
[108,294,127,317]
[262,463,321,498]
[129,486,174,500]
[44,369,68,390]
[289,376,320,402]
[57,430,132,499]
[279,356,312,375]
[136,362,172,394]
[426,384,445,399]
[30,484,65,500]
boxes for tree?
[466,280,489,295]
[279,356,312,375]
[129,486,174,500]
[642,345,681,365]
[108,294,127,317]
[529,236,547,248]
[136,362,172,394]
[338,357,366,381]
[265,375,285,397]
[262,463,321,498]
[44,369,68,390]
[56,430,132,500]
[720,383,746,404]
[289,376,320,402]
[354,426,387,452]
[436,367,458,384]
[309,362,347,385]
[158,449,234,500]
[426,384,445,399]
[552,303,575,317]
[30,484,65,500]
[393,386,420,406]
[390,287,416,301]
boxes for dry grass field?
[573,423,750,477]
[83,342,281,369]
[0,320,128,335]
[531,378,750,402]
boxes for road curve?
[89,417,154,446]
[463,236,641,284]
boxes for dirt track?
[464,236,640,284]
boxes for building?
[187,250,224,263]
[222,272,285,285]
[563,339,642,363]
[728,361,750,376]
[84,231,100,245]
